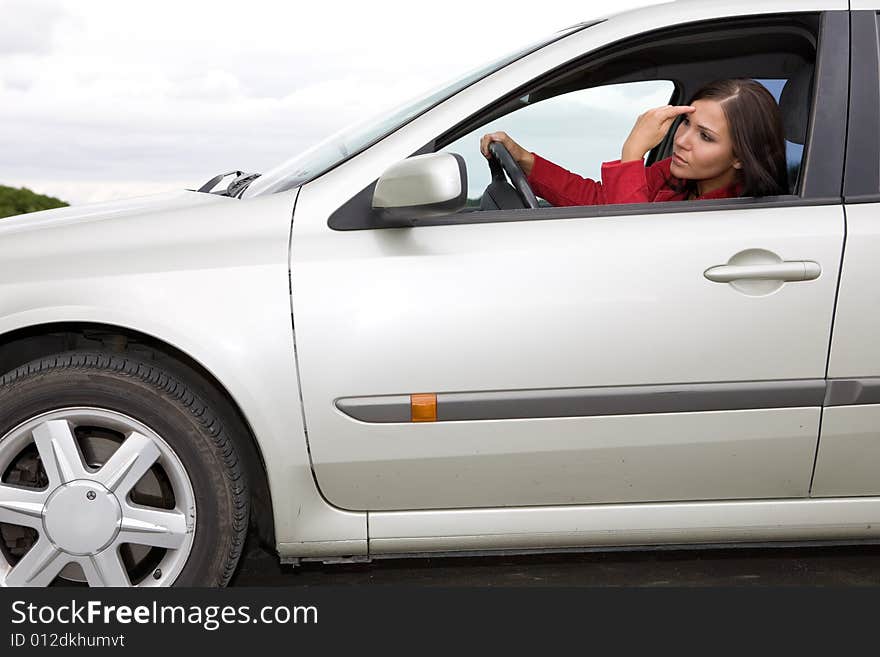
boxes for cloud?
[170,70,246,101]
[0,0,663,205]
[0,68,454,196]
[0,0,75,55]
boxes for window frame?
[328,11,847,231]
[843,10,880,203]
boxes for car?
[0,0,877,587]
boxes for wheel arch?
[0,321,276,548]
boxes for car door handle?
[704,261,821,283]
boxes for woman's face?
[669,98,741,186]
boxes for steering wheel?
[488,142,540,209]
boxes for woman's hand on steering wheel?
[479,134,540,210]
[479,131,535,177]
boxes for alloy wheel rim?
[0,408,196,587]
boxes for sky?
[0,0,664,205]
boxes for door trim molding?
[824,378,880,406]
[335,379,828,423]
[336,378,880,423]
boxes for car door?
[289,8,848,511]
[814,7,880,496]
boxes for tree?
[0,185,68,219]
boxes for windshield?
[242,22,599,198]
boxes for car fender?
[0,188,366,553]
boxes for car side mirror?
[372,153,467,225]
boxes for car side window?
[439,80,675,208]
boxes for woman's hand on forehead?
[622,105,696,162]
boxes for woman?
[479,78,789,206]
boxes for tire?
[0,351,249,587]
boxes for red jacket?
[526,153,742,206]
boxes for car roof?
[600,0,847,27]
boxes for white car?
[0,0,876,587]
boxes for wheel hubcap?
[0,408,196,587]
[42,480,121,556]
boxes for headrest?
[779,67,813,145]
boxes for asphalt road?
[230,539,880,586]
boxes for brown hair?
[674,79,788,198]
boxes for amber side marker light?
[411,393,437,422]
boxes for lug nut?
[86,491,96,501]
[153,569,162,580]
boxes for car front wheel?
[0,351,248,587]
